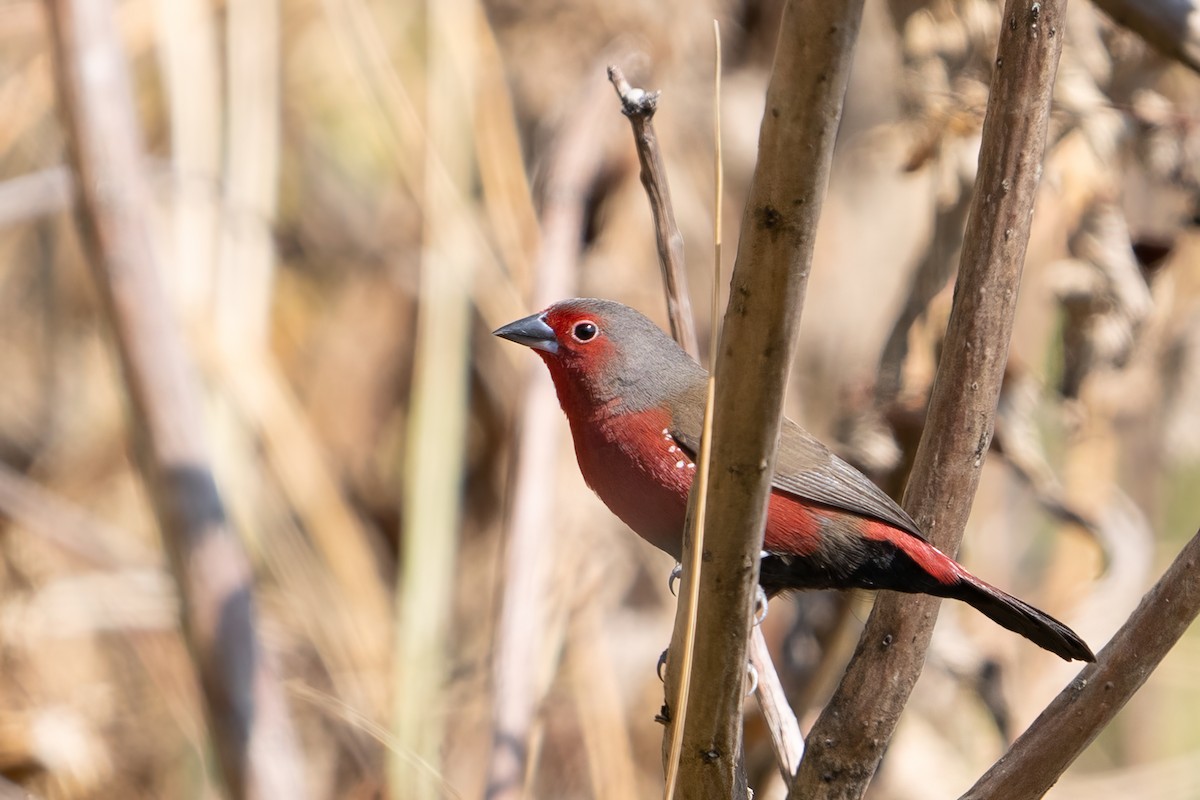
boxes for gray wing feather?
[668,389,924,540]
[771,418,925,539]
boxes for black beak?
[493,312,559,354]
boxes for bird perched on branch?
[494,298,1095,662]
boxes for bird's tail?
[771,515,1096,662]
[944,571,1095,663]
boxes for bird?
[494,298,1095,662]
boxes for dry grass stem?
[153,0,220,318]
[392,0,478,795]
[214,0,281,348]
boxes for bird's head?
[493,298,703,416]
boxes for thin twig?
[792,3,1068,797]
[749,629,803,779]
[961,527,1200,800]
[607,65,700,358]
[662,2,866,797]
[44,0,306,797]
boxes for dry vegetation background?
[0,0,1198,798]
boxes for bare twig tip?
[606,64,659,118]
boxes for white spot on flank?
[687,462,696,470]
[668,445,677,453]
[675,460,685,469]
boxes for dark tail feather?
[948,574,1095,663]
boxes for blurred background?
[0,0,1198,797]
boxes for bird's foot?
[668,562,682,596]
[745,662,759,697]
[753,585,769,626]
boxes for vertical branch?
[44,1,306,798]
[663,1,865,797]
[608,56,805,787]
[485,72,612,800]
[793,2,1068,797]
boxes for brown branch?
[485,70,613,800]
[792,2,1068,797]
[1090,0,1200,74]
[961,526,1200,800]
[44,1,306,798]
[662,2,865,797]
[606,65,700,357]
[608,61,806,786]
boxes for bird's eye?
[572,321,598,342]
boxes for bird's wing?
[668,388,926,541]
[771,417,926,539]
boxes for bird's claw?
[753,585,769,626]
[657,648,669,682]
[668,562,682,597]
[745,662,759,697]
